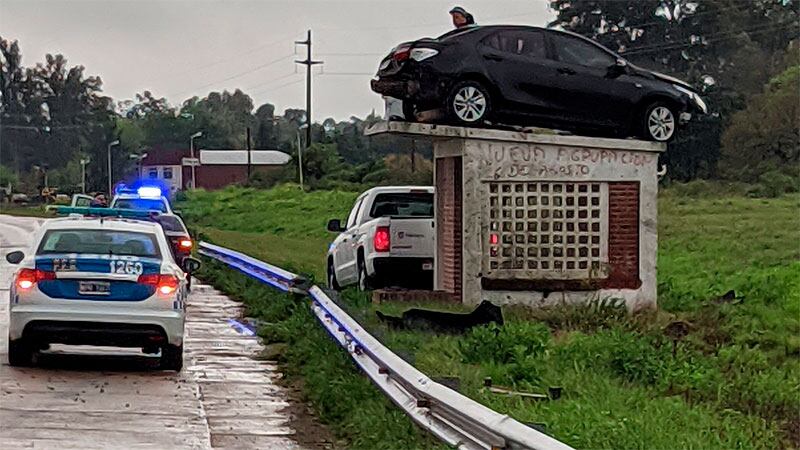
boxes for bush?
[460,322,550,384]
[747,170,799,198]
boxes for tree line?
[1,0,798,196]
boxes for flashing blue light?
[137,186,162,198]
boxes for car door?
[334,196,365,284]
[476,29,563,118]
[545,32,641,127]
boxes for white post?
[107,140,119,195]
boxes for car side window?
[346,198,364,230]
[551,33,615,69]
[482,30,546,59]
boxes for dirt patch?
[279,374,343,450]
[781,417,800,450]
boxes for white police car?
[5,208,200,370]
[110,186,173,214]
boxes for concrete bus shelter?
[366,121,666,311]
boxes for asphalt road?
[0,215,304,449]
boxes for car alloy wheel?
[453,86,487,122]
[646,105,676,141]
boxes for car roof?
[459,25,620,56]
[42,217,163,233]
[361,186,434,197]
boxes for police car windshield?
[113,198,168,213]
[37,229,161,258]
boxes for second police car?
[5,207,200,370]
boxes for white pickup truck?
[327,186,434,291]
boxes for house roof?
[141,148,186,166]
[199,150,290,165]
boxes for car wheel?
[447,80,492,125]
[327,260,341,291]
[402,101,418,122]
[641,102,677,142]
[8,339,33,367]
[160,344,183,371]
[357,259,372,292]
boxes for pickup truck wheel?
[357,260,372,292]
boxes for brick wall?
[436,157,463,300]
[603,181,641,289]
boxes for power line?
[622,21,798,55]
[250,78,303,98]
[168,53,296,99]
[244,71,299,91]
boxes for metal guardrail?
[199,241,574,450]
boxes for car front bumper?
[9,304,184,347]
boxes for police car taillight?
[138,274,179,295]
[178,238,193,250]
[16,268,55,289]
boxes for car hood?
[640,68,697,92]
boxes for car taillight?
[178,238,192,250]
[374,226,391,252]
[393,46,411,62]
[138,274,179,295]
[16,268,55,289]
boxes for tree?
[548,0,799,179]
[719,65,800,182]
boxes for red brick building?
[139,148,290,194]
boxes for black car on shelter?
[371,25,708,142]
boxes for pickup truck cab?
[327,186,434,291]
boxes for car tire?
[160,344,183,371]
[640,102,677,142]
[357,259,372,292]
[446,80,492,126]
[402,101,419,122]
[327,260,341,291]
[8,339,33,367]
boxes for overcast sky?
[1,0,554,121]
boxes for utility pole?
[80,158,90,194]
[246,127,252,182]
[295,29,323,147]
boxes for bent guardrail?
[199,241,574,450]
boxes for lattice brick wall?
[485,181,609,280]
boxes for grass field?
[180,185,800,449]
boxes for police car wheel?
[8,339,33,367]
[160,344,183,371]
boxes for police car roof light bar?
[52,206,160,219]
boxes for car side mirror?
[6,251,24,264]
[327,219,344,232]
[608,58,628,77]
[182,257,201,273]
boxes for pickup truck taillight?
[16,268,55,289]
[374,226,391,252]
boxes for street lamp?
[189,131,203,189]
[297,124,309,191]
[107,139,120,195]
[79,158,91,194]
[129,151,148,179]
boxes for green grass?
[0,204,51,217]
[180,185,800,449]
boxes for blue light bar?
[52,206,160,219]
[137,186,162,198]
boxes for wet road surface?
[0,215,304,449]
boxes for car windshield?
[113,198,168,212]
[155,215,187,233]
[370,193,433,217]
[37,229,161,257]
